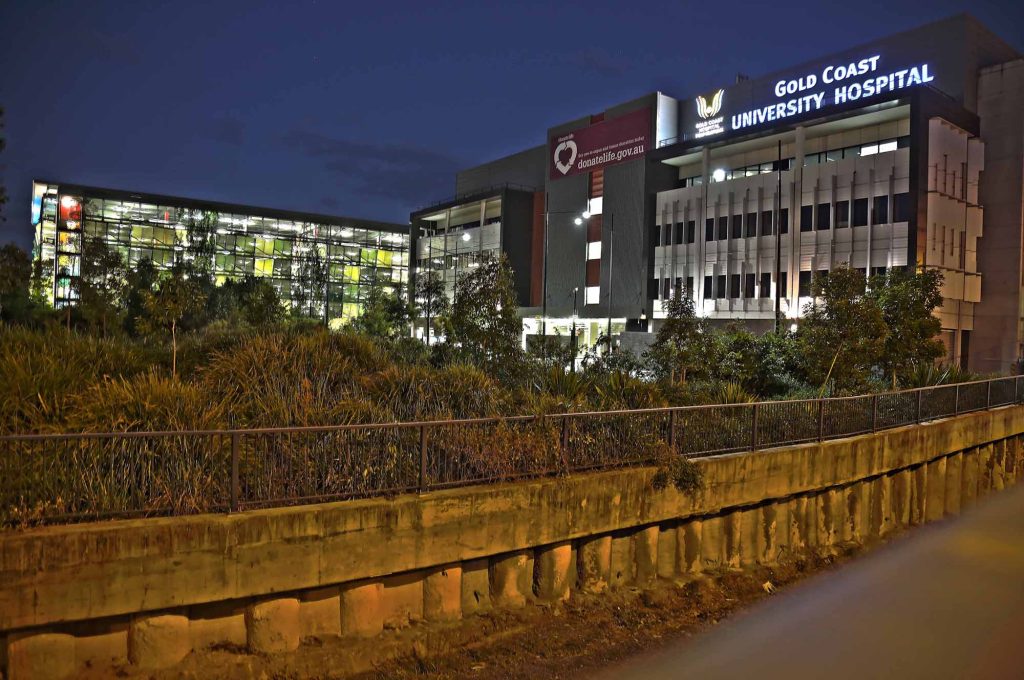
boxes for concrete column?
[961,448,980,509]
[657,524,678,580]
[798,495,817,551]
[534,544,572,602]
[818,490,838,549]
[870,475,893,538]
[298,587,341,640]
[843,486,860,543]
[945,454,963,516]
[6,631,76,680]
[424,565,463,621]
[189,602,246,651]
[634,526,660,585]
[461,558,491,615]
[978,444,994,496]
[762,503,780,564]
[701,515,725,570]
[340,581,383,638]
[725,511,742,569]
[381,573,424,629]
[912,464,928,524]
[74,624,128,674]
[739,508,760,567]
[609,533,636,588]
[1004,437,1020,483]
[577,535,612,592]
[490,552,530,607]
[246,598,300,654]
[129,613,191,670]
[925,457,947,523]
[992,440,1007,492]
[679,520,702,575]
[893,469,912,528]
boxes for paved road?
[597,484,1024,680]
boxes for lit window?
[860,144,879,156]
[587,241,602,260]
[585,286,600,305]
[588,197,603,216]
[878,140,898,153]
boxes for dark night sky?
[1,0,1021,250]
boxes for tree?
[414,269,448,343]
[0,243,31,322]
[351,285,410,339]
[796,265,887,393]
[293,243,328,321]
[868,267,945,388]
[139,269,207,378]
[76,236,127,337]
[123,259,159,336]
[446,254,524,379]
[221,274,284,327]
[645,288,710,385]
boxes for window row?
[700,272,784,300]
[798,193,910,231]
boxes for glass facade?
[31,181,409,327]
[414,195,503,300]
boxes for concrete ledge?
[2,407,1023,635]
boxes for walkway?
[598,483,1024,680]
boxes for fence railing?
[1,376,1020,526]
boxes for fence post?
[871,395,878,433]
[751,403,759,450]
[1016,376,1021,404]
[817,399,825,441]
[668,409,677,451]
[986,380,992,409]
[916,389,923,423]
[419,424,428,493]
[954,384,960,415]
[230,432,239,513]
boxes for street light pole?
[541,191,550,346]
[605,212,614,352]
[571,286,579,373]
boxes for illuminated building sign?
[690,55,935,140]
[549,107,650,180]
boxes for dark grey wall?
[456,146,546,195]
[543,172,590,317]
[501,188,538,307]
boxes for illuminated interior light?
[574,217,583,226]
[712,168,727,182]
[462,233,471,241]
[60,196,78,208]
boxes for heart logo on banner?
[554,140,578,175]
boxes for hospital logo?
[696,89,724,119]
[554,139,578,175]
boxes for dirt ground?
[106,546,862,680]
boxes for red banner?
[549,107,650,180]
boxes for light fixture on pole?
[571,286,579,374]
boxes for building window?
[744,273,755,298]
[780,208,789,234]
[706,218,715,242]
[760,210,774,236]
[686,220,696,244]
[652,224,661,246]
[817,203,831,230]
[686,276,694,293]
[778,271,787,297]
[800,205,813,232]
[853,198,869,226]
[663,278,672,299]
[731,215,743,239]
[674,222,685,245]
[745,213,757,237]
[585,286,600,305]
[873,196,889,224]
[759,272,771,298]
[587,241,602,260]
[799,270,812,297]
[703,276,713,299]
[716,274,726,298]
[893,193,911,223]
[836,200,850,228]
[717,216,728,240]
[728,274,740,299]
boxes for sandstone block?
[340,581,383,638]
[129,613,191,669]
[461,559,491,615]
[189,601,246,650]
[609,533,635,588]
[534,543,572,601]
[490,552,529,607]
[381,573,424,629]
[679,520,702,574]
[656,524,678,579]
[634,526,659,585]
[299,587,341,639]
[7,630,76,680]
[577,535,612,592]
[424,566,462,621]
[246,598,300,654]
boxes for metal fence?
[1,376,1020,526]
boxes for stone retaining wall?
[2,406,1023,679]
